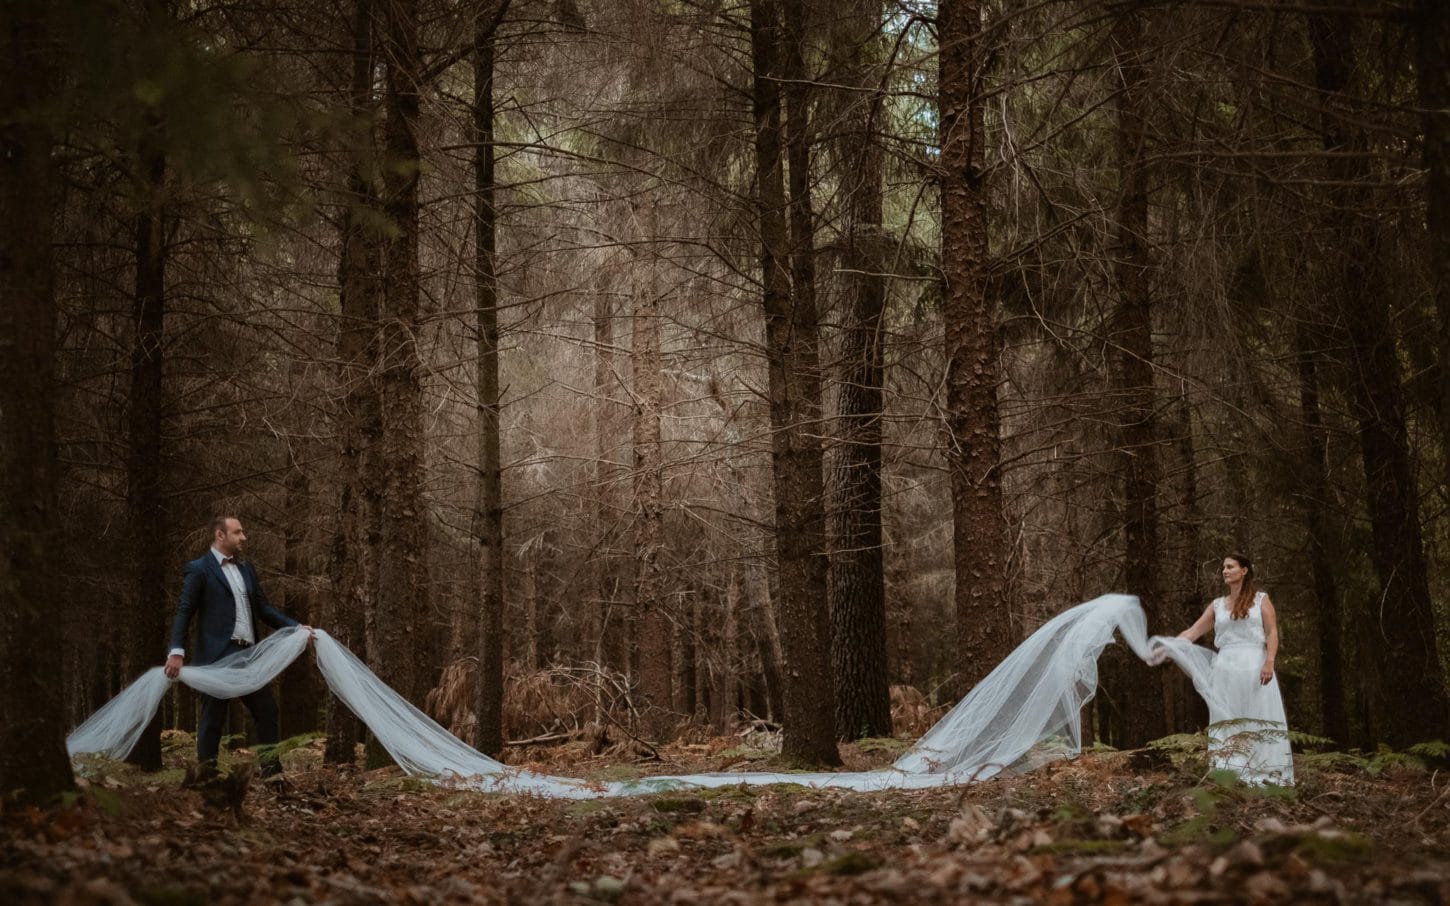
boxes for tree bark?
[125,97,168,772]
[376,0,430,706]
[631,208,672,714]
[1292,314,1346,744]
[1310,13,1449,747]
[1416,0,1450,501]
[829,0,891,741]
[0,0,74,803]
[1109,7,1165,747]
[939,0,1011,693]
[326,0,383,766]
[472,0,509,758]
[751,0,839,765]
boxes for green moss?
[565,799,613,817]
[1295,832,1372,864]
[825,851,879,875]
[1031,838,1135,856]
[649,796,706,814]
[696,785,757,802]
[855,737,910,755]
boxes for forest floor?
[3,731,1449,905]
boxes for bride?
[1159,553,1294,786]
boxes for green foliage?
[648,796,706,814]
[1407,740,1450,760]
[1287,731,1336,749]
[253,732,323,763]
[855,736,910,755]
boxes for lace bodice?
[1213,591,1266,649]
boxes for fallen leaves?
[4,740,1449,904]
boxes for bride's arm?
[1177,604,1215,643]
[1260,595,1279,684]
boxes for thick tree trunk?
[939,0,1011,693]
[751,0,839,765]
[325,0,382,766]
[1310,14,1449,746]
[631,218,672,713]
[472,0,509,758]
[279,458,321,740]
[1109,8,1165,747]
[829,0,891,741]
[125,104,168,772]
[1417,0,1450,499]
[1292,315,1346,744]
[0,0,74,803]
[376,0,430,706]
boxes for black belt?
[231,638,253,648]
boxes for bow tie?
[222,556,237,566]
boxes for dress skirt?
[1206,643,1294,785]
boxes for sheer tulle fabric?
[66,594,1289,795]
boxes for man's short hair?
[210,515,239,537]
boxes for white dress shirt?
[168,547,255,658]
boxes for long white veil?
[67,593,1214,798]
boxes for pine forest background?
[4,0,1450,798]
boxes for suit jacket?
[169,551,298,665]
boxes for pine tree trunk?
[279,459,320,739]
[632,218,672,713]
[377,0,430,706]
[1417,0,1450,501]
[125,103,168,772]
[472,0,509,758]
[939,0,1011,693]
[1109,8,1165,747]
[0,0,74,803]
[1293,315,1346,744]
[1310,13,1449,747]
[326,0,382,766]
[829,0,891,742]
[751,0,839,765]
[591,291,616,723]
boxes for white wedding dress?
[1198,592,1294,785]
[65,592,1290,796]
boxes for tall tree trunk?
[591,291,616,723]
[751,0,839,765]
[125,101,168,772]
[279,455,320,739]
[0,0,74,803]
[472,0,509,758]
[1109,7,1164,746]
[376,0,429,706]
[829,0,891,741]
[939,0,1011,692]
[326,0,382,766]
[1292,313,1346,744]
[1417,0,1450,500]
[632,210,672,714]
[1310,13,1449,747]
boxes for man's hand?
[1259,659,1275,685]
[164,654,184,679]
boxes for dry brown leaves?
[3,739,1448,905]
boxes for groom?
[164,515,310,775]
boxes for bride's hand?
[1259,659,1274,685]
[1147,645,1169,666]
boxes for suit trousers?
[196,640,281,773]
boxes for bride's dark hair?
[1226,553,1258,620]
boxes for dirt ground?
[3,733,1448,905]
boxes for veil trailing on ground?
[66,594,1229,798]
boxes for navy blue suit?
[169,551,299,766]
